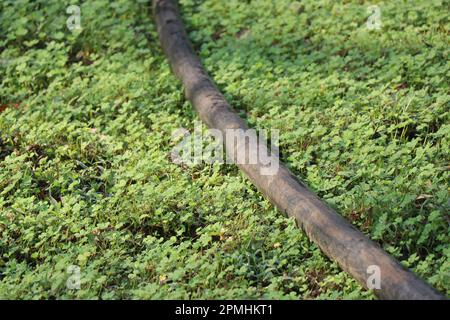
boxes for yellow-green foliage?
[0,0,448,299]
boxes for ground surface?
[0,0,448,299]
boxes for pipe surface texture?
[153,0,445,300]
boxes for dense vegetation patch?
[0,0,448,299]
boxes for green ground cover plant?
[0,0,448,299]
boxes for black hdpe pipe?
[153,0,446,300]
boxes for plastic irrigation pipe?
[153,0,445,300]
